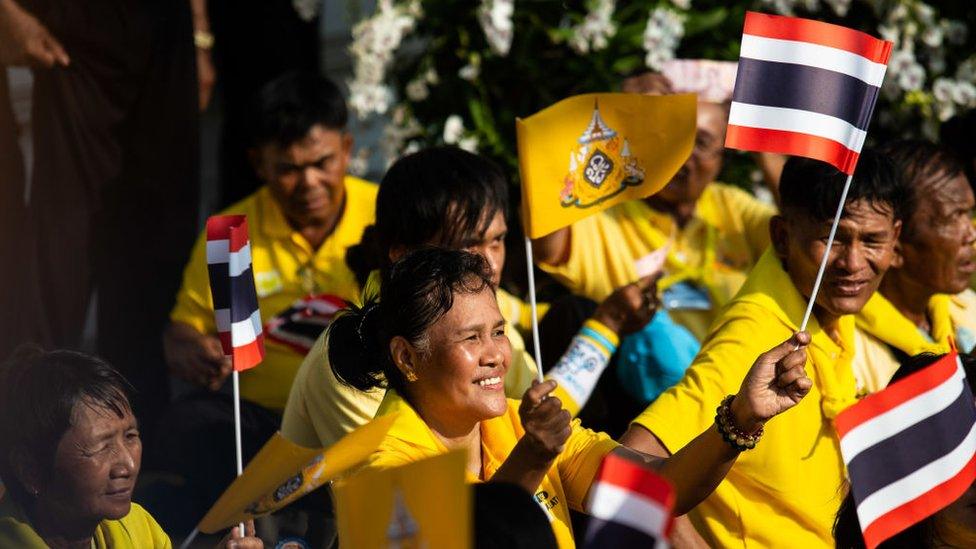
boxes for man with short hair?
[165,71,375,411]
[853,140,976,393]
[153,72,376,531]
[621,150,905,547]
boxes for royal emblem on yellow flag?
[517,93,696,238]
[334,451,470,549]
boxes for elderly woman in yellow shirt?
[329,247,814,548]
[0,348,260,549]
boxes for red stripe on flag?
[206,214,247,242]
[228,219,250,253]
[233,333,265,372]
[597,453,674,508]
[861,451,976,549]
[743,11,892,64]
[725,124,859,174]
[835,353,959,438]
[217,331,233,356]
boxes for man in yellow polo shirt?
[532,91,774,342]
[620,150,905,547]
[154,72,376,528]
[853,140,976,393]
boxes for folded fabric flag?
[206,215,264,371]
[836,352,976,548]
[583,451,675,548]
[264,294,347,354]
[516,93,695,238]
[725,11,893,174]
[197,413,399,534]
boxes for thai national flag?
[583,451,675,549]
[836,352,976,548]
[206,215,265,371]
[725,12,893,174]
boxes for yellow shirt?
[171,176,377,411]
[363,391,618,549]
[950,289,976,353]
[538,183,774,340]
[0,499,171,548]
[853,293,955,394]
[280,272,540,449]
[632,249,857,548]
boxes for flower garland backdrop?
[346,0,974,188]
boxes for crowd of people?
[3,4,976,547]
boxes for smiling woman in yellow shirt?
[329,248,815,548]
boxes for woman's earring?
[404,371,418,382]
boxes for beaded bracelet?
[714,395,763,452]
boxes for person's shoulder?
[704,182,773,213]
[113,503,171,547]
[344,175,379,201]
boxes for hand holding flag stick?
[725,11,893,331]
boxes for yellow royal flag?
[197,413,398,534]
[334,451,470,549]
[517,93,697,238]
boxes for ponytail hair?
[329,248,495,395]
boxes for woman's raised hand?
[730,331,813,434]
[518,380,572,462]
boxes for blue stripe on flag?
[847,385,974,498]
[732,58,881,131]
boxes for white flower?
[642,7,684,71]
[458,136,479,152]
[888,4,908,23]
[348,81,394,118]
[570,0,617,54]
[425,67,439,85]
[897,63,925,92]
[927,53,946,76]
[956,58,976,83]
[944,20,967,45]
[888,49,916,74]
[936,102,956,122]
[347,147,371,177]
[459,63,480,81]
[478,0,514,56]
[878,24,899,44]
[903,21,918,38]
[824,0,851,16]
[292,0,320,22]
[443,115,465,144]
[913,2,935,24]
[952,82,976,107]
[932,78,955,103]
[921,26,943,48]
[405,78,429,102]
[671,0,691,9]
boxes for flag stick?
[798,173,855,332]
[232,369,245,534]
[524,236,545,382]
[178,527,199,549]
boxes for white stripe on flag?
[227,243,252,278]
[206,239,229,265]
[587,481,669,539]
[856,421,976,528]
[841,365,966,463]
[728,102,867,152]
[740,34,887,87]
[230,309,263,347]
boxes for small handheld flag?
[725,12,893,331]
[206,215,265,370]
[583,451,675,548]
[517,93,696,239]
[264,293,347,354]
[725,11,892,174]
[836,352,976,548]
